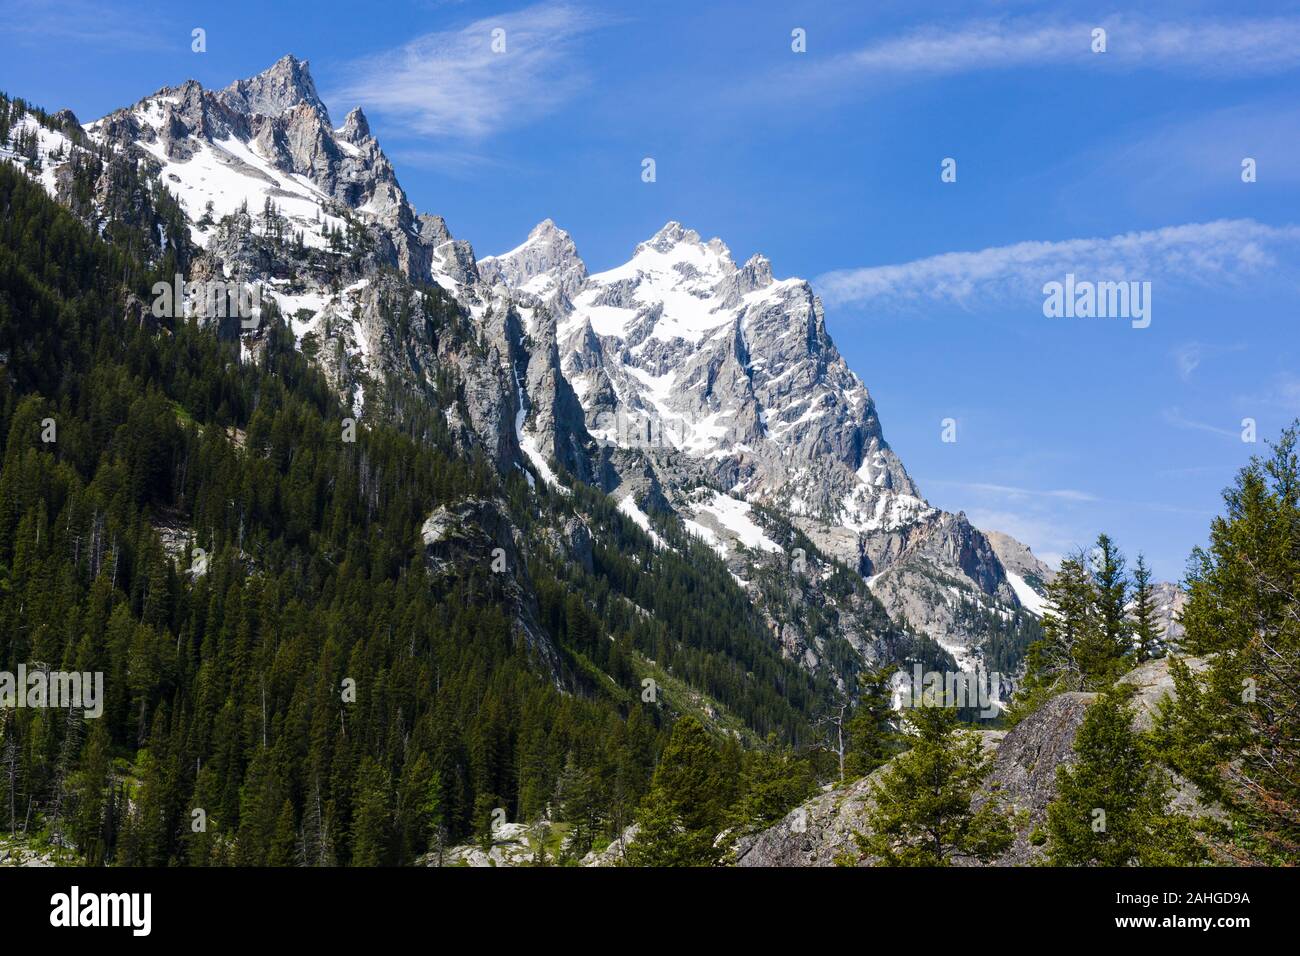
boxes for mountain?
[2,55,1048,689]
[484,217,1044,670]
[983,530,1053,615]
[86,54,459,287]
[0,93,856,867]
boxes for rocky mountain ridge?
[484,217,1043,665]
[3,55,1081,690]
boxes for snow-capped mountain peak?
[636,220,733,263]
[478,218,587,315]
[480,214,1029,655]
[483,218,928,521]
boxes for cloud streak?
[1173,343,1205,381]
[815,219,1300,310]
[331,2,606,139]
[806,16,1300,85]
[927,480,1099,503]
[1162,407,1240,440]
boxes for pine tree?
[851,704,1013,866]
[845,663,898,778]
[68,721,111,865]
[1082,533,1130,681]
[1046,685,1202,866]
[553,752,602,859]
[269,799,298,866]
[1155,423,1300,864]
[627,716,725,867]
[1007,556,1097,722]
[350,757,391,866]
[1129,554,1162,663]
[472,789,500,854]
[728,734,815,834]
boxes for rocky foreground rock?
[735,655,1210,867]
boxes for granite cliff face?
[984,530,1055,583]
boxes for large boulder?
[968,692,1093,865]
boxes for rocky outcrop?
[421,820,638,867]
[0,837,58,867]
[984,530,1055,583]
[733,656,1210,866]
[734,731,1008,867]
[420,498,563,684]
[968,692,1093,865]
[421,822,545,868]
[580,825,637,867]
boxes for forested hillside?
[0,158,886,864]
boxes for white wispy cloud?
[1243,373,1300,415]
[815,219,1300,310]
[331,2,606,139]
[931,476,1216,517]
[1173,343,1205,381]
[927,480,1099,503]
[1162,407,1239,439]
[810,16,1300,84]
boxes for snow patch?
[617,496,666,549]
[1006,571,1049,617]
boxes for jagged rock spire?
[220,54,328,123]
[339,106,371,144]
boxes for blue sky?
[4,0,1300,580]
